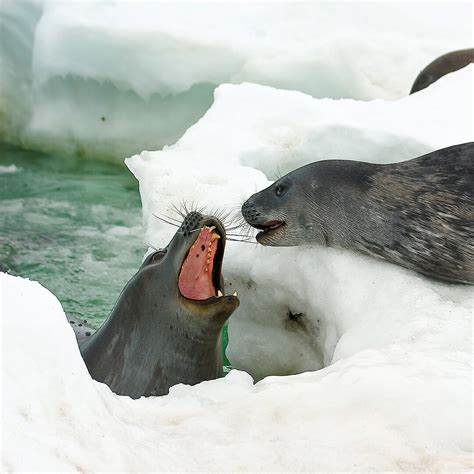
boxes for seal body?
[72,212,239,398]
[410,49,474,94]
[242,143,474,284]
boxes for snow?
[1,2,472,468]
[2,272,472,471]
[3,67,471,471]
[0,0,471,160]
[126,66,473,379]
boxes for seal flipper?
[67,316,96,344]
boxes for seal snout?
[242,198,286,243]
[241,199,265,225]
[179,211,204,236]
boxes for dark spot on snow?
[287,310,303,321]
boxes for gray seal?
[241,143,474,284]
[70,211,239,398]
[410,48,474,94]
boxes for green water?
[0,142,230,365]
[0,142,144,324]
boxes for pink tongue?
[178,227,219,300]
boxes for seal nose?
[180,211,203,236]
[241,199,262,225]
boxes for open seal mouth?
[254,220,285,240]
[178,223,235,302]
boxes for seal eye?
[275,184,287,197]
[150,249,167,263]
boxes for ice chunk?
[126,66,472,379]
[2,272,472,471]
[0,1,471,160]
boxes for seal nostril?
[181,211,204,234]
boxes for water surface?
[0,142,143,325]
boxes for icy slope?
[2,272,472,471]
[0,1,471,160]
[126,66,473,379]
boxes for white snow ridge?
[0,1,471,160]
[2,65,473,471]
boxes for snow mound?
[126,67,472,380]
[0,1,471,160]
[2,272,472,471]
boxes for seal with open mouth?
[241,143,474,284]
[72,211,239,398]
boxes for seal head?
[79,211,239,398]
[242,160,376,248]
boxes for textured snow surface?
[2,69,473,473]
[1,3,473,469]
[0,0,471,160]
[2,272,472,471]
[126,66,472,379]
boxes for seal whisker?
[152,214,181,228]
[187,227,205,234]
[145,241,161,251]
[226,237,258,244]
[171,202,187,219]
[162,212,183,224]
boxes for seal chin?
[254,220,286,244]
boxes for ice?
[2,272,472,471]
[2,3,473,469]
[0,1,471,160]
[126,67,472,378]
[2,69,472,472]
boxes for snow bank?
[126,66,472,380]
[1,0,471,160]
[2,272,472,471]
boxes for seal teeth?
[211,232,221,242]
[217,290,224,297]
